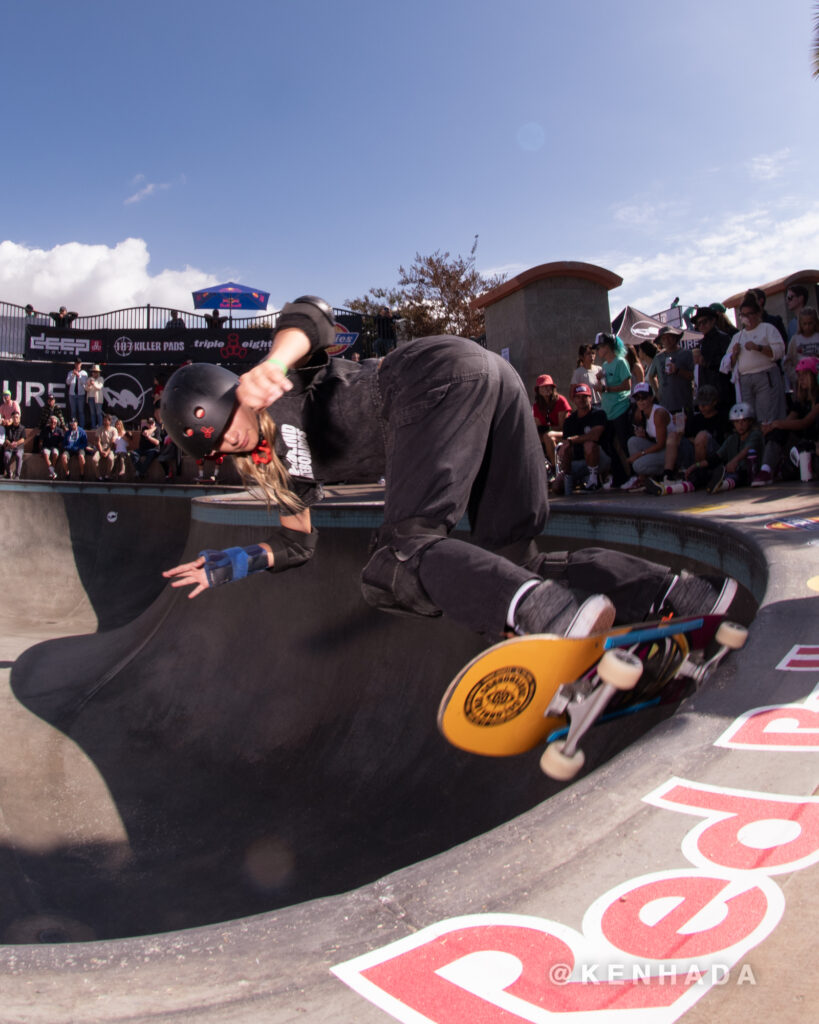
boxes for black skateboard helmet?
[162,363,240,458]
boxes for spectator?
[3,411,26,480]
[621,382,670,491]
[205,309,226,329]
[749,287,787,344]
[135,416,162,479]
[625,345,645,385]
[647,326,694,435]
[532,374,571,470]
[157,432,180,481]
[0,389,20,427]
[65,359,88,427]
[554,383,610,493]
[652,384,731,490]
[113,420,137,478]
[756,357,819,486]
[786,284,809,340]
[709,303,739,338]
[636,339,658,380]
[373,306,398,357]
[570,344,602,404]
[784,306,819,391]
[50,306,78,329]
[59,418,89,480]
[40,415,65,480]
[92,414,118,480]
[595,333,633,487]
[165,310,186,331]
[39,392,67,432]
[706,402,764,493]
[728,294,786,428]
[152,372,168,420]
[196,453,225,484]
[84,364,105,429]
[691,306,733,410]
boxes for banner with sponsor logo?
[1,359,156,428]
[24,312,362,365]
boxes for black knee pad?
[360,524,446,618]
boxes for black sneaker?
[651,572,738,620]
[515,581,615,637]
[645,477,664,496]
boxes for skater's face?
[217,402,260,454]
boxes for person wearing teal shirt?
[594,333,633,485]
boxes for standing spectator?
[3,411,26,479]
[39,392,67,432]
[784,306,819,391]
[728,295,787,435]
[555,383,610,493]
[205,309,226,329]
[622,382,670,491]
[595,333,632,487]
[165,310,186,332]
[786,284,809,340]
[691,306,733,410]
[85,365,105,429]
[49,306,78,328]
[373,306,398,357]
[647,326,694,435]
[65,359,88,427]
[749,287,787,344]
[569,344,602,404]
[0,389,20,426]
[40,414,64,480]
[532,374,571,470]
[92,414,118,480]
[59,418,89,480]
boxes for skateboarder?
[161,296,737,639]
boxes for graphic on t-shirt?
[280,424,314,479]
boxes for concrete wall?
[483,272,616,398]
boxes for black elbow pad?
[274,297,337,354]
[266,526,319,573]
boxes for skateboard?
[437,615,747,780]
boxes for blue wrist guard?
[198,545,269,586]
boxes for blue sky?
[1,0,816,319]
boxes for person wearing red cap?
[532,373,571,470]
[554,383,610,493]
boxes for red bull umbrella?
[192,281,270,311]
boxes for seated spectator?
[594,333,633,486]
[205,309,226,329]
[691,306,733,410]
[706,402,764,493]
[113,420,137,477]
[621,382,669,491]
[65,359,88,427]
[669,385,732,488]
[50,306,78,329]
[40,415,65,480]
[165,310,186,331]
[3,411,26,480]
[59,418,90,480]
[647,326,694,435]
[532,374,571,470]
[786,284,809,340]
[135,416,162,479]
[554,383,610,493]
[755,356,819,486]
[569,345,602,404]
[92,414,119,480]
[84,365,105,430]
[784,306,819,392]
[0,389,20,427]
[728,294,786,425]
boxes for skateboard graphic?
[438,615,747,780]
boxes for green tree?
[347,236,506,342]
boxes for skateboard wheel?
[597,649,643,690]
[715,621,748,650]
[540,741,585,780]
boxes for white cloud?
[0,238,219,313]
[603,200,819,316]
[124,172,181,205]
[746,148,792,182]
[611,199,688,228]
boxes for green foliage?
[346,236,506,342]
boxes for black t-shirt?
[562,408,608,456]
[686,409,731,445]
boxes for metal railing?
[0,300,360,358]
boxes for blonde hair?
[232,409,304,515]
